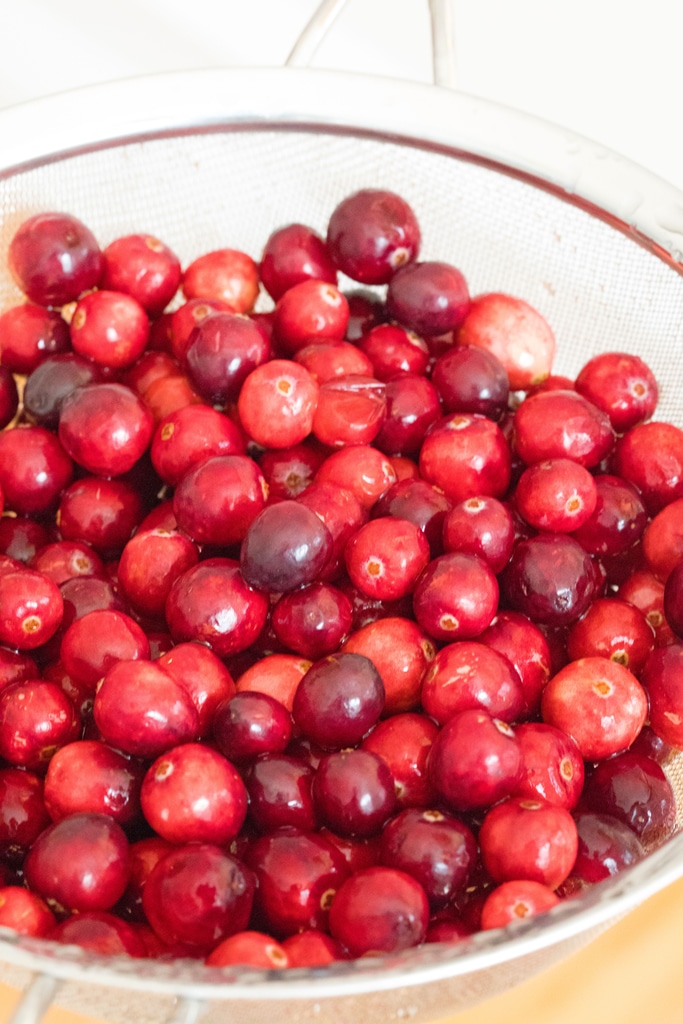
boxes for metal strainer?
[1,2,683,1022]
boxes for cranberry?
[373,375,442,457]
[432,344,510,419]
[344,516,430,601]
[142,843,255,951]
[30,540,104,587]
[170,297,235,362]
[206,930,289,969]
[234,653,311,712]
[456,293,556,391]
[213,691,292,764]
[515,389,615,467]
[240,500,333,593]
[387,261,470,336]
[8,212,103,306]
[541,656,648,760]
[50,911,147,957]
[566,811,645,887]
[295,339,374,382]
[246,829,349,937]
[101,233,181,316]
[442,495,515,573]
[0,645,38,690]
[421,641,524,725]
[329,866,429,955]
[619,569,676,647]
[59,575,127,634]
[237,359,319,448]
[0,365,19,429]
[326,189,420,285]
[314,445,396,510]
[25,812,129,913]
[0,304,71,374]
[419,413,511,504]
[640,644,683,746]
[117,529,198,621]
[643,498,683,581]
[312,374,386,448]
[184,312,271,406]
[58,382,154,478]
[479,796,578,889]
[273,280,349,355]
[342,616,435,715]
[292,652,384,750]
[94,659,199,758]
[575,351,659,432]
[57,476,146,558]
[281,930,345,967]
[570,474,648,556]
[44,740,143,825]
[613,421,683,514]
[312,749,396,837]
[501,533,597,626]
[428,709,522,812]
[413,551,499,641]
[271,583,353,660]
[514,720,584,812]
[70,290,150,369]
[0,768,51,863]
[566,597,654,673]
[515,458,597,533]
[0,886,56,938]
[173,454,267,547]
[165,560,269,658]
[243,754,317,833]
[0,518,53,565]
[182,247,259,313]
[0,568,64,651]
[157,641,235,738]
[362,712,438,809]
[664,560,683,638]
[581,751,676,844]
[60,608,149,689]
[358,323,429,381]
[372,478,451,556]
[260,222,337,300]
[480,880,559,930]
[0,425,73,516]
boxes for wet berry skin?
[328,866,429,956]
[292,652,385,750]
[326,188,421,285]
[8,212,103,306]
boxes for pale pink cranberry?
[173,454,267,547]
[0,304,71,375]
[387,261,470,336]
[273,280,349,354]
[362,712,439,809]
[328,866,429,955]
[480,880,559,930]
[157,642,236,738]
[0,425,73,516]
[312,374,386,447]
[566,597,654,673]
[0,886,56,937]
[419,413,511,504]
[326,188,421,285]
[421,641,524,725]
[342,616,435,714]
[260,222,337,300]
[541,656,648,760]
[456,293,556,390]
[182,248,259,313]
[479,796,578,889]
[344,516,430,601]
[575,351,658,432]
[206,930,289,969]
[101,233,181,316]
[613,421,683,514]
[237,359,319,448]
[8,212,103,307]
[413,551,499,642]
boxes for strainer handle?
[285,0,458,88]
[7,974,60,1024]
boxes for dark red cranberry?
[157,641,235,739]
[421,641,524,725]
[173,454,266,547]
[479,796,578,889]
[8,212,103,306]
[0,366,19,429]
[58,382,154,478]
[362,712,439,808]
[170,297,235,362]
[372,374,442,457]
[246,829,349,937]
[581,751,676,843]
[243,754,317,833]
[165,559,269,658]
[271,583,353,660]
[50,910,147,957]
[565,811,645,887]
[0,768,51,863]
[240,500,333,593]
[292,653,384,750]
[412,551,499,641]
[312,749,396,837]
[24,812,129,913]
[386,260,470,337]
[328,866,429,955]
[570,474,648,556]
[142,843,255,951]
[0,569,64,651]
[575,351,658,432]
[182,247,259,313]
[213,691,292,764]
[480,879,559,929]
[566,597,654,673]
[0,886,56,937]
[501,533,597,626]
[101,233,181,316]
[442,495,515,573]
[0,425,73,516]
[432,344,510,419]
[184,312,271,405]
[326,189,421,285]
[371,478,451,556]
[513,722,584,810]
[59,574,127,633]
[260,222,337,300]
[0,304,71,374]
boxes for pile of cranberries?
[0,190,682,973]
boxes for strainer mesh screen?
[1,126,683,1023]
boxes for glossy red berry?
[260,222,337,300]
[0,304,71,374]
[101,233,181,316]
[326,189,421,285]
[328,866,429,955]
[8,212,103,306]
[58,382,154,478]
[387,261,470,336]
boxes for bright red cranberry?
[0,304,71,374]
[613,421,683,514]
[243,754,317,833]
[240,500,333,593]
[566,597,654,673]
[372,478,451,557]
[664,559,683,638]
[575,351,658,432]
[143,843,255,951]
[619,569,676,647]
[314,445,396,510]
[121,349,179,399]
[456,293,556,390]
[442,496,515,573]
[419,413,511,504]
[358,323,429,381]
[0,768,51,863]
[206,930,289,969]
[373,374,442,457]
[428,709,522,812]
[246,829,349,936]
[329,866,429,955]
[326,189,420,285]
[173,454,267,547]
[273,280,349,355]
[479,796,578,889]
[30,540,104,587]
[237,359,319,448]
[56,476,145,558]
[58,575,127,637]
[0,886,56,937]
[342,616,434,714]
[170,297,235,361]
[213,691,292,763]
[101,233,181,316]
[295,339,374,382]
[184,312,271,405]
[643,498,683,582]
[292,653,384,750]
[50,910,147,957]
[25,812,129,913]
[117,529,198,621]
[297,481,368,580]
[514,389,614,467]
[141,743,247,845]
[157,641,235,739]
[541,656,648,760]
[421,641,524,725]
[432,344,510,420]
[312,374,386,447]
[501,533,597,627]
[260,223,337,300]
[165,559,269,658]
[480,879,559,930]
[70,290,150,369]
[234,653,311,712]
[0,645,38,692]
[413,551,499,642]
[516,458,597,533]
[379,809,477,909]
[344,516,430,602]
[581,751,676,844]
[94,659,199,758]
[640,644,683,746]
[151,404,245,488]
[0,366,19,429]
[182,248,259,313]
[386,261,470,336]
[0,425,73,516]
[567,811,645,887]
[60,608,149,689]
[513,722,584,809]
[58,382,154,477]
[8,212,103,306]
[426,917,472,943]
[362,712,439,808]
[0,569,64,650]
[271,583,353,660]
[318,828,382,874]
[281,929,345,967]
[570,474,648,556]
[43,740,143,824]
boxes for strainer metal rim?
[2,65,683,1004]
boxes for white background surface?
[2,0,683,192]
